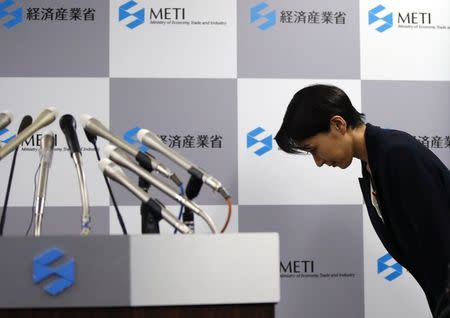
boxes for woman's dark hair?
[275,84,365,154]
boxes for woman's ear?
[330,116,347,134]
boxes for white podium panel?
[130,233,280,306]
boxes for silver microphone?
[0,107,58,160]
[80,114,180,185]
[98,158,192,234]
[0,111,13,130]
[136,128,230,198]
[104,145,218,233]
[34,131,55,236]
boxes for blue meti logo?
[377,253,403,281]
[0,128,15,144]
[33,248,75,296]
[247,127,272,156]
[368,5,393,33]
[250,2,276,30]
[119,0,145,30]
[123,127,149,152]
[0,0,23,29]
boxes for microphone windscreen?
[1,111,13,121]
[59,114,81,155]
[59,114,76,131]
[103,144,118,158]
[46,106,58,114]
[80,114,93,128]
[136,129,149,143]
[79,114,97,144]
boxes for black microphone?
[0,115,33,236]
[15,115,33,134]
[59,114,81,155]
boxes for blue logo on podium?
[33,248,75,296]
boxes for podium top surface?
[0,233,280,308]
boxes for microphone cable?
[136,148,184,234]
[174,184,185,234]
[84,128,127,234]
[0,147,20,236]
[186,175,232,233]
[92,141,127,235]
[138,174,160,234]
[0,115,33,236]
[222,197,232,233]
[25,164,40,236]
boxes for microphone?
[34,131,55,236]
[0,115,33,236]
[98,158,193,234]
[0,111,13,130]
[18,115,33,134]
[59,114,81,155]
[80,114,181,185]
[59,114,91,235]
[0,107,58,161]
[136,129,231,199]
[104,145,217,233]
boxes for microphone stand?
[138,164,160,234]
[34,132,55,237]
[34,164,49,237]
[183,175,204,233]
[182,207,195,233]
[73,152,91,235]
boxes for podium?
[0,233,279,318]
